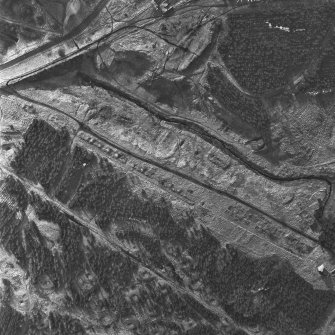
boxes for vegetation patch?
[11,119,70,191]
[207,65,269,136]
[219,5,335,94]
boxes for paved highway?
[0,0,155,87]
[0,0,238,88]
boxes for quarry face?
[2,0,335,334]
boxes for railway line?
[2,83,321,248]
[84,123,321,244]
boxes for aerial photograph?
[2,0,335,334]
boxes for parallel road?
[0,164,241,333]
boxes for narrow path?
[0,15,61,35]
[218,62,253,97]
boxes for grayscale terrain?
[1,0,335,334]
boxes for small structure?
[318,264,328,276]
